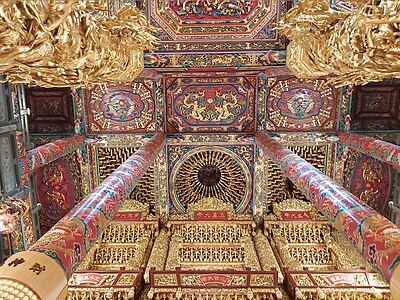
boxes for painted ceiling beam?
[255,132,400,298]
[0,133,166,299]
[19,135,85,176]
[339,132,400,171]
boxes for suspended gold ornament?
[280,0,400,86]
[0,0,157,87]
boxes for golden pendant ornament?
[280,0,400,86]
[0,0,157,87]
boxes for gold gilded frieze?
[286,270,391,300]
[148,288,281,300]
[68,270,142,300]
[72,199,158,286]
[101,223,155,244]
[90,235,151,270]
[253,230,284,283]
[69,216,156,298]
[263,197,390,298]
[148,269,282,300]
[169,197,253,221]
[145,228,170,282]
[170,223,253,243]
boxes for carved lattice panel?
[266,144,331,213]
[168,145,253,214]
[94,146,156,213]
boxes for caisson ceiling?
[25,0,399,230]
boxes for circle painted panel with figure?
[99,90,144,122]
[86,81,156,133]
[265,77,338,131]
[278,88,323,120]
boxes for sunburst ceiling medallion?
[170,146,251,213]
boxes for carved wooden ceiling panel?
[260,77,339,132]
[351,82,400,131]
[26,87,74,134]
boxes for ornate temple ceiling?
[83,75,340,135]
[25,0,400,224]
[141,0,289,70]
[146,0,287,52]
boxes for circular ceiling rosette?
[170,146,252,213]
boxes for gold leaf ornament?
[0,0,157,87]
[280,0,400,86]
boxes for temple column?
[19,135,85,175]
[338,132,400,170]
[0,133,166,300]
[255,132,400,297]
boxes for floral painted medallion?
[86,81,156,133]
[277,88,324,120]
[99,90,144,122]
